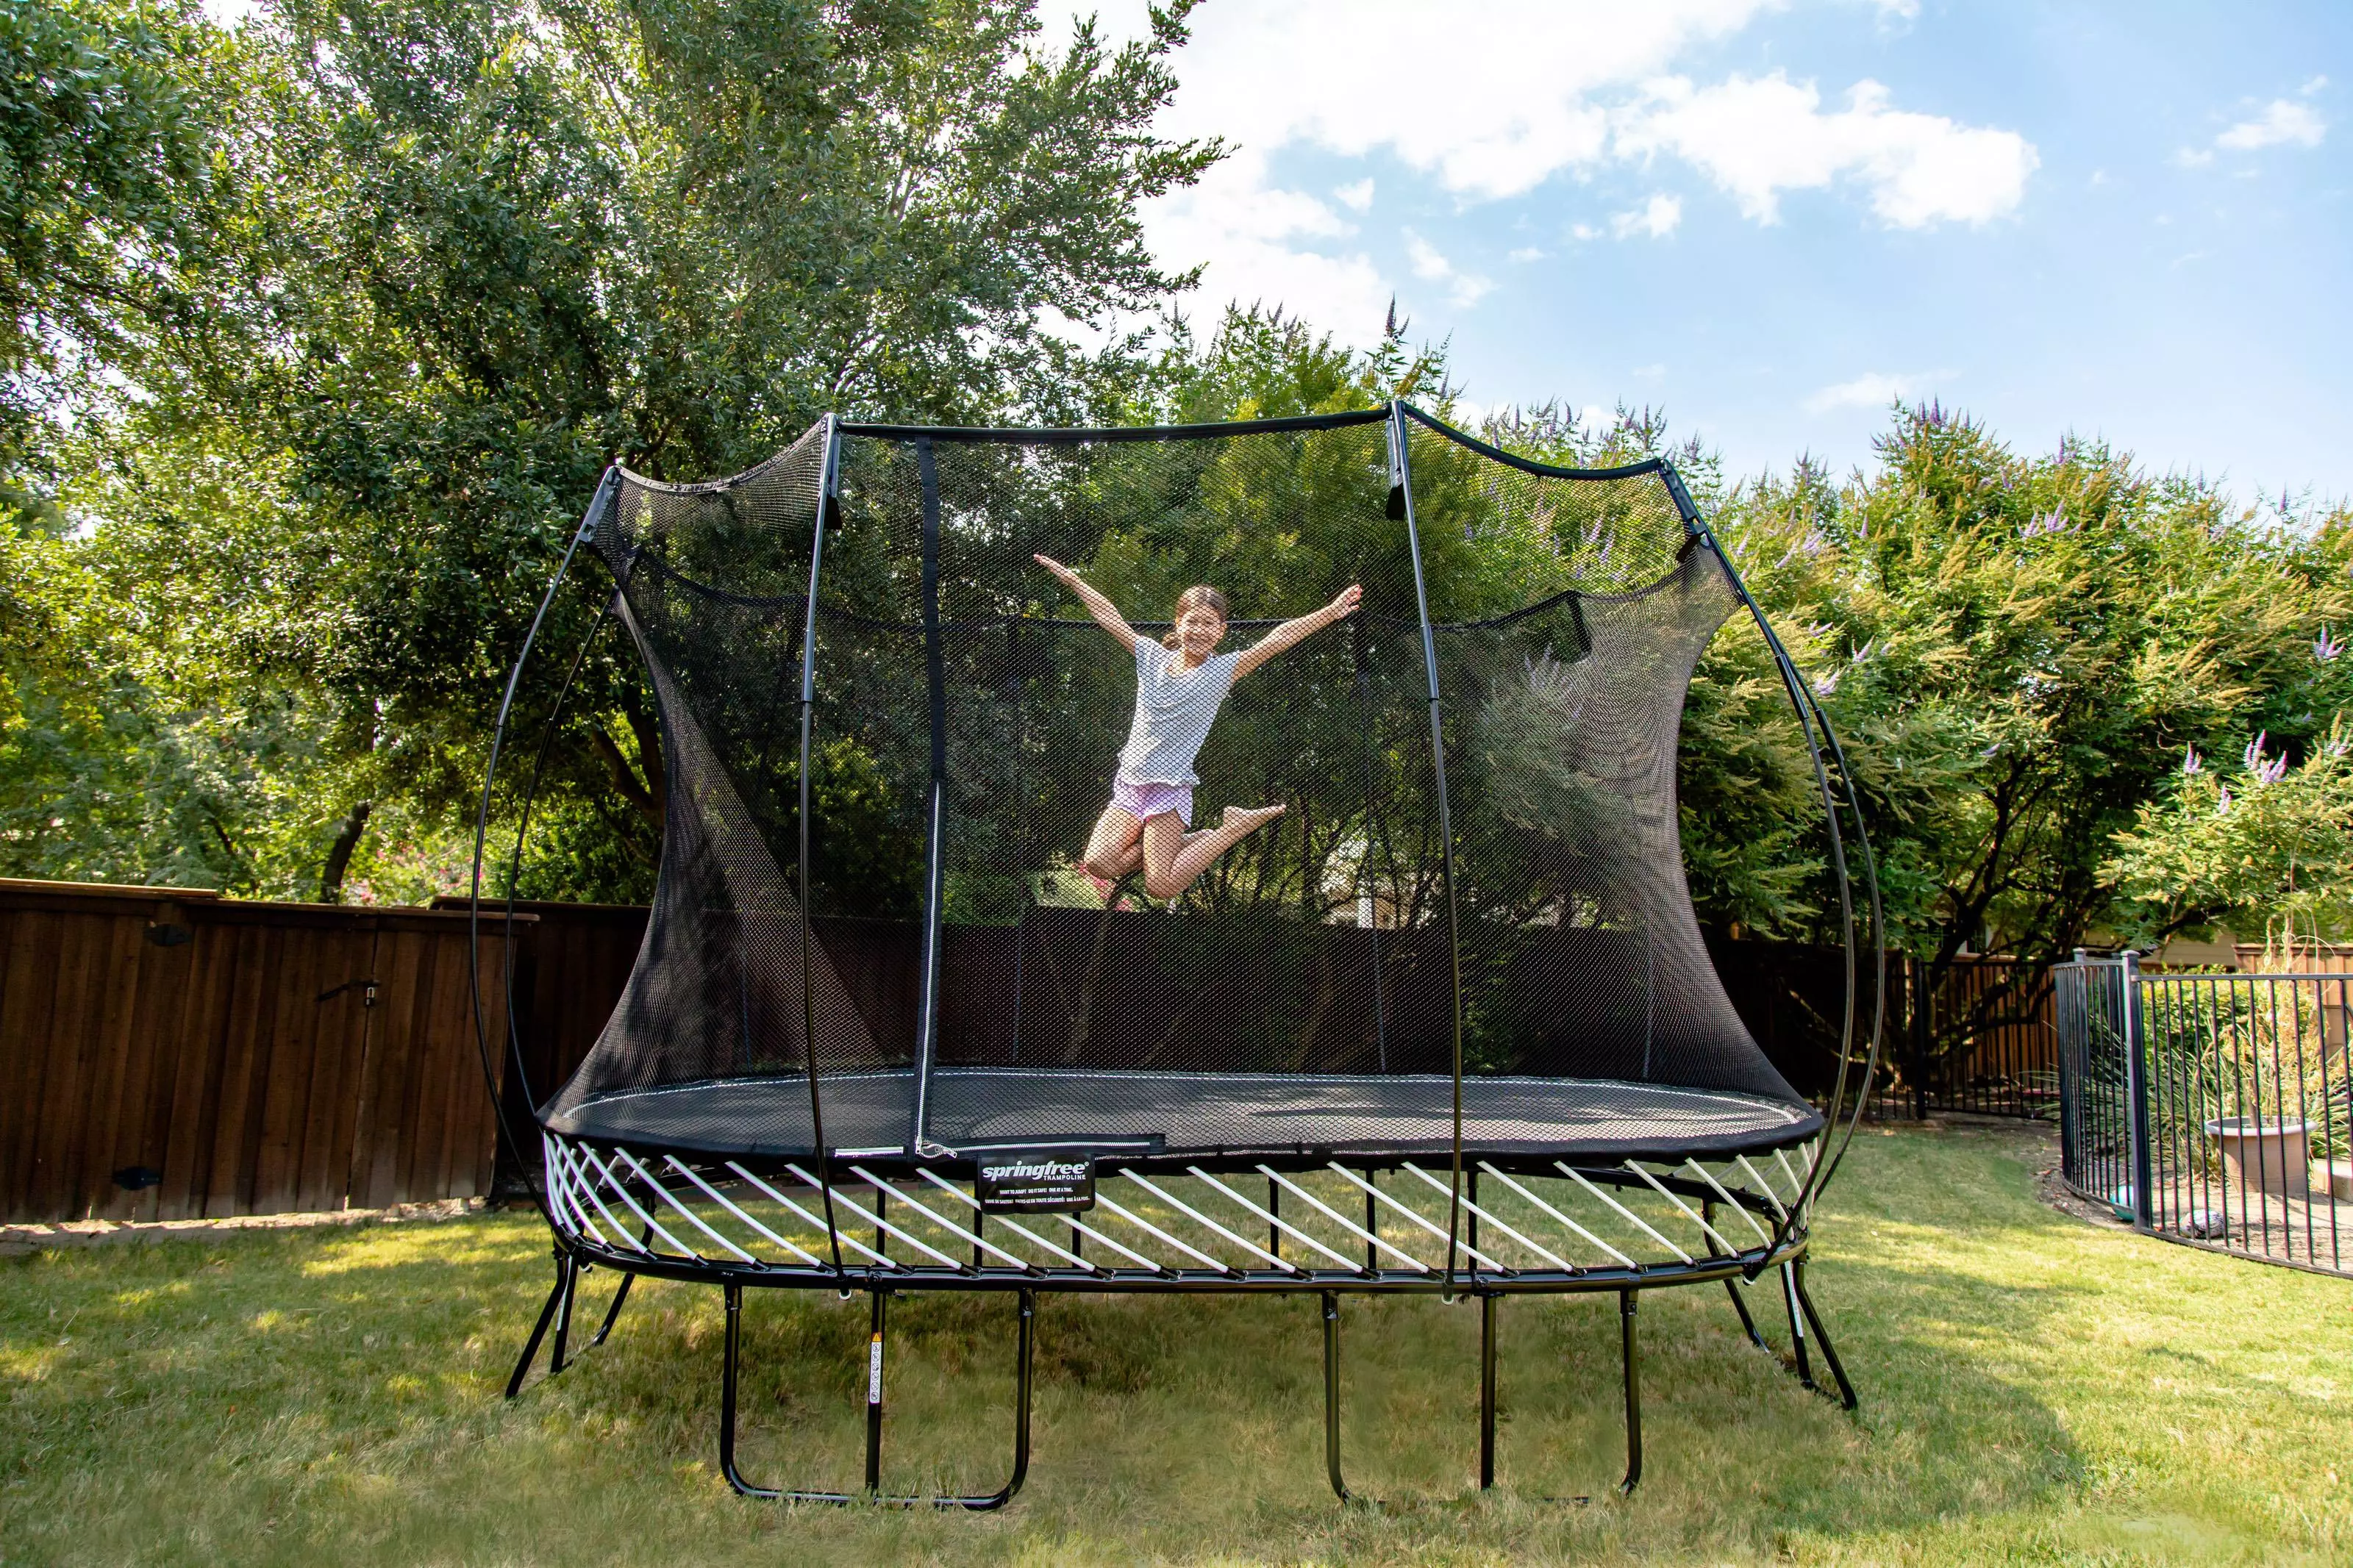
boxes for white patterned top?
[1117,642,1241,786]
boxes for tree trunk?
[319,801,371,903]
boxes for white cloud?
[1804,369,1950,414]
[1617,74,2037,226]
[1569,222,1601,242]
[1040,1,2035,332]
[1143,149,1393,340]
[2302,76,2329,96]
[1507,246,1549,263]
[1404,230,1495,308]
[1610,193,1684,238]
[2215,99,2327,151]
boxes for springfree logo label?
[974,1155,1096,1214]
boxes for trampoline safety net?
[542,406,1818,1165]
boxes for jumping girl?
[1035,555,1362,902]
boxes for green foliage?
[2107,722,2353,952]
[3,0,1219,899]
[1702,407,2353,970]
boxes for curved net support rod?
[1656,454,1885,1230]
[1388,401,1880,1243]
[469,467,617,1229]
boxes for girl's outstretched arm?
[1233,584,1361,680]
[1035,555,1140,654]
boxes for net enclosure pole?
[910,437,949,1156]
[1387,398,1466,1300]
[801,414,846,1275]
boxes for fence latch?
[318,977,379,1008]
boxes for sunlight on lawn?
[3,1124,2350,1566]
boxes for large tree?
[16,0,1221,898]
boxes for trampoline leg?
[718,1283,777,1500]
[1790,1261,1859,1412]
[590,1270,635,1349]
[1479,1293,1498,1490]
[865,1290,886,1493]
[1722,1276,1767,1350]
[1321,1292,1351,1503]
[547,1251,581,1377]
[1780,1262,1818,1393]
[591,1225,651,1349]
[1706,1200,1766,1350]
[718,1283,1036,1508]
[504,1250,568,1399]
[1618,1289,1642,1497]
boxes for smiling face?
[1165,585,1232,664]
[1173,604,1227,662]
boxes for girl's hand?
[1327,584,1363,620]
[1034,554,1075,583]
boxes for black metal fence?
[2056,953,2353,1277]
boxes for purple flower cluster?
[2243,732,2290,785]
[2020,508,2068,538]
[2315,627,2342,663]
[2181,745,2202,776]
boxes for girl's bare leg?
[1140,803,1285,901]
[1082,806,1145,884]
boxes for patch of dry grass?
[4,1124,2350,1564]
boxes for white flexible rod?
[1735,1156,1792,1221]
[1327,1164,1507,1272]
[554,1142,636,1252]
[1684,1160,1776,1246]
[1257,1165,1429,1273]
[1552,1162,1691,1264]
[613,1148,759,1264]
[783,1165,962,1268]
[1121,1172,1298,1273]
[665,1156,824,1266]
[1185,1168,1360,1270]
[1621,1161,1742,1256]
[1400,1161,1571,1272]
[545,1137,618,1250]
[576,1144,701,1259]
[724,1163,898,1270]
[1475,1162,1629,1269]
[846,1165,1030,1270]
[1088,1189,1229,1272]
[1774,1146,1807,1211]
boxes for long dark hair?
[1160,584,1231,650]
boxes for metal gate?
[2054,951,2353,1276]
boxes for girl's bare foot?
[1222,803,1285,831]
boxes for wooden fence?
[5,873,2077,1224]
[1,879,519,1224]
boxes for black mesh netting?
[541,409,1818,1162]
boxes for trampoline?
[474,401,1884,1506]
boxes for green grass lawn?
[4,1122,2350,1565]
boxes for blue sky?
[1053,1,2351,505]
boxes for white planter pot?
[2204,1117,2310,1198]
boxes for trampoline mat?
[544,1069,1823,1164]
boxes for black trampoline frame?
[471,400,1884,1506]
